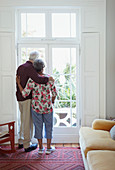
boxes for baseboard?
[15,134,79,144]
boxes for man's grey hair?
[33,59,45,72]
[29,51,39,61]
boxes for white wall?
[0,0,106,128]
[106,0,115,119]
[0,0,106,6]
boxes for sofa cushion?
[110,125,115,140]
[87,150,115,170]
[79,127,115,157]
[92,119,115,131]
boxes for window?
[17,8,80,142]
[52,47,77,127]
[21,13,45,37]
[52,13,76,38]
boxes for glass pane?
[20,48,45,64]
[71,14,76,37]
[52,47,77,127]
[54,102,77,127]
[71,48,76,74]
[52,13,76,38]
[71,75,76,100]
[55,101,71,109]
[21,48,27,64]
[52,48,70,74]
[72,102,77,127]
[52,48,76,75]
[21,13,45,37]
[21,14,26,37]
[53,75,70,100]
[54,102,71,127]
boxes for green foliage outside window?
[53,63,76,108]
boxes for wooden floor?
[43,143,79,147]
[4,143,79,147]
[5,143,80,149]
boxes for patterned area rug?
[0,146,85,170]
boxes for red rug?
[0,146,85,170]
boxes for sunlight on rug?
[0,146,85,170]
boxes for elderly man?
[16,58,57,154]
[16,51,54,152]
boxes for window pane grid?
[18,9,79,128]
[51,47,77,127]
[21,13,45,38]
[52,13,76,38]
[20,11,77,39]
[20,47,45,64]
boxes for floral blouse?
[22,76,57,114]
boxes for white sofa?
[79,119,115,170]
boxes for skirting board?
[15,134,79,144]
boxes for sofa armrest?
[92,119,115,131]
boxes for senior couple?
[16,51,57,154]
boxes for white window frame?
[17,7,81,143]
[49,44,80,127]
[17,44,48,70]
[17,8,80,44]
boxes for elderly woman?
[16,59,57,154]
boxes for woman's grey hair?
[33,59,45,72]
[29,51,39,61]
